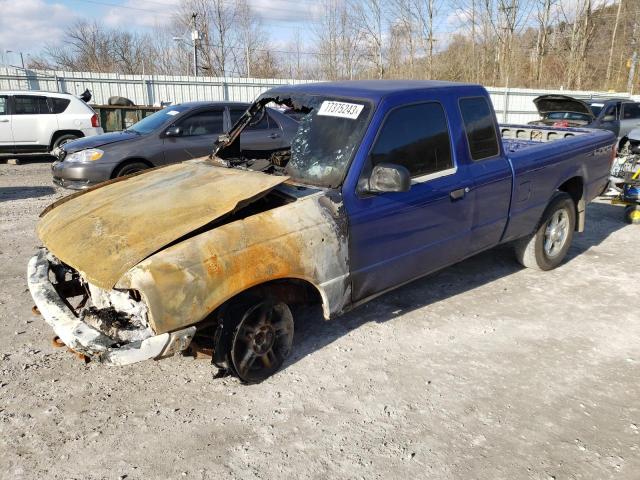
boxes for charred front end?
[28,249,195,365]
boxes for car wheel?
[513,192,576,271]
[52,134,79,150]
[228,299,294,384]
[624,205,640,224]
[114,161,149,177]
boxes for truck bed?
[500,124,588,153]
[499,123,615,243]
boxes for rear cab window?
[14,95,50,115]
[369,102,454,180]
[459,97,500,160]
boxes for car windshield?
[260,94,373,188]
[546,111,591,121]
[588,103,604,116]
[127,105,189,134]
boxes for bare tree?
[533,0,555,85]
[605,0,624,89]
[353,0,386,78]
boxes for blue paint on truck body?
[264,80,615,305]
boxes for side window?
[622,103,640,120]
[178,109,224,136]
[0,96,7,115]
[14,95,49,115]
[459,97,499,160]
[229,108,270,130]
[602,104,616,119]
[370,102,453,178]
[49,97,71,114]
[247,113,269,130]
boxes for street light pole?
[191,13,199,77]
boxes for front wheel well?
[111,158,154,178]
[201,278,325,373]
[220,278,324,313]
[557,176,584,231]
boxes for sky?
[0,0,587,66]
[0,0,322,62]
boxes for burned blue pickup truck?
[28,81,615,383]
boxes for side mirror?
[602,114,616,122]
[164,125,181,137]
[367,163,411,193]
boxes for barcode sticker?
[317,101,364,119]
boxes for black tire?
[624,205,640,224]
[114,161,149,177]
[513,192,576,271]
[223,298,294,384]
[52,134,79,150]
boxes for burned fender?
[116,191,351,334]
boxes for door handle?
[269,133,280,139]
[0,119,8,123]
[450,187,470,200]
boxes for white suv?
[0,91,104,155]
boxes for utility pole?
[246,45,251,78]
[628,13,639,94]
[191,13,200,77]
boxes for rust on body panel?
[36,159,288,290]
[117,193,350,335]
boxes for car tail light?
[91,113,100,128]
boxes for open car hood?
[37,159,288,289]
[533,95,595,118]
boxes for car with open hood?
[529,94,640,150]
[28,81,614,383]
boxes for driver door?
[162,108,224,164]
[346,101,474,301]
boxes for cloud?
[0,0,76,53]
[102,0,179,30]
[250,0,322,24]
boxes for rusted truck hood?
[37,159,288,289]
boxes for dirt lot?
[0,159,639,480]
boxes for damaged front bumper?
[27,249,195,366]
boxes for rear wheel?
[228,300,294,384]
[114,161,149,177]
[624,205,640,224]
[514,192,576,270]
[52,133,79,150]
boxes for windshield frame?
[216,92,376,189]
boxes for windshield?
[128,105,189,134]
[588,103,604,116]
[545,111,591,121]
[270,95,372,188]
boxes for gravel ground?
[0,159,639,480]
